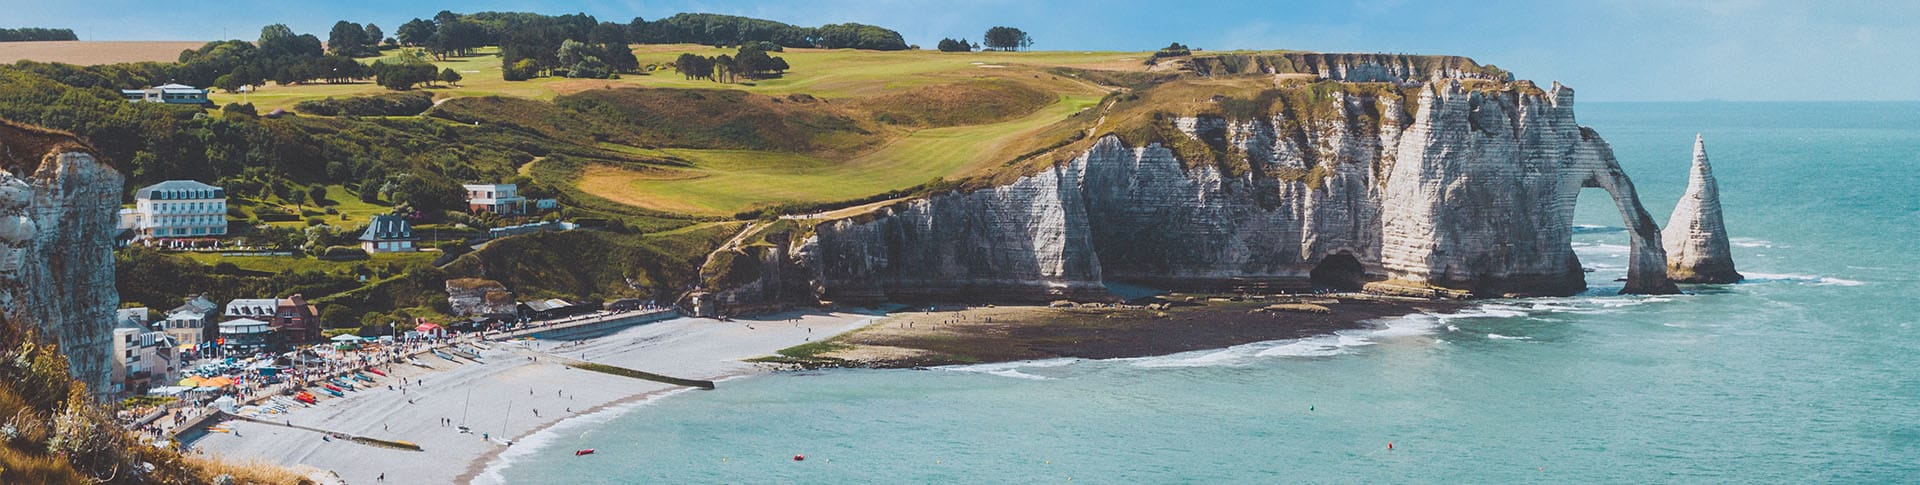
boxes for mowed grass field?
[575,90,1102,216]
[198,44,1145,111]
[0,41,204,65]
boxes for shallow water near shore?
[492,101,1920,482]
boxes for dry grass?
[0,41,203,65]
[184,454,320,484]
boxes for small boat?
[575,449,596,456]
[323,384,344,393]
[365,368,388,377]
[320,388,343,397]
[351,373,374,382]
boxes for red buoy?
[793,454,806,461]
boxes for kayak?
[365,368,388,377]
[575,449,596,456]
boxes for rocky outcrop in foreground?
[0,119,121,394]
[1662,134,1742,283]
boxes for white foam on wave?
[1486,333,1531,340]
[1572,242,1632,257]
[474,385,704,485]
[1729,237,1776,248]
[1743,272,1866,287]
[939,358,1078,380]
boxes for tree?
[309,185,329,205]
[937,38,973,52]
[363,24,384,49]
[982,26,1031,51]
[396,18,435,46]
[289,187,308,212]
[327,21,366,56]
[440,68,462,86]
[213,74,243,93]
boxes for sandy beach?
[188,310,881,484]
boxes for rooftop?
[135,180,223,200]
[360,215,416,242]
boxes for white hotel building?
[122,180,228,239]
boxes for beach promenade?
[188,310,880,484]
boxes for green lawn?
[574,91,1102,216]
[207,45,1146,111]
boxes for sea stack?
[1662,134,1742,283]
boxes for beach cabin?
[359,215,418,253]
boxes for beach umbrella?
[177,376,202,387]
[330,334,364,342]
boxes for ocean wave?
[1742,272,1866,287]
[939,358,1079,380]
[474,386,702,485]
[1572,242,1632,256]
[1486,333,1531,340]
[1729,237,1776,248]
[1572,224,1625,234]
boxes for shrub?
[435,241,472,258]
[293,91,434,116]
[319,245,370,261]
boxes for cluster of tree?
[1152,42,1192,59]
[982,26,1033,51]
[936,38,977,52]
[634,13,907,50]
[326,21,388,57]
[396,11,489,60]
[0,27,76,42]
[370,58,441,90]
[672,44,789,83]
[174,25,375,90]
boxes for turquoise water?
[495,102,1920,483]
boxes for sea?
[490,102,1920,483]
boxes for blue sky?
[5,0,1916,101]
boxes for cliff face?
[0,120,122,394]
[709,76,1688,309]
[1662,134,1741,283]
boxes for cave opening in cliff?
[1309,252,1367,292]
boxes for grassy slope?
[576,90,1097,216]
[195,44,1131,216]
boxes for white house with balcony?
[464,183,529,215]
[123,180,227,239]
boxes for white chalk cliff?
[1662,134,1741,283]
[0,120,123,393]
[705,57,1695,309]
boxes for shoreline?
[187,310,883,484]
[774,294,1463,369]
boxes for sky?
[4,0,1916,101]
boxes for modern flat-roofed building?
[464,183,528,215]
[127,180,226,239]
[121,83,211,104]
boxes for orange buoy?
[793,454,806,461]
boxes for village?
[102,155,692,441]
